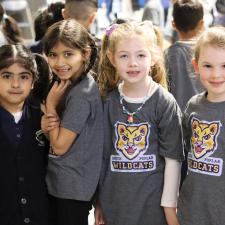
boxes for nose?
[55,55,65,67]
[11,76,20,88]
[128,56,138,67]
[211,68,221,79]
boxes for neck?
[0,102,24,114]
[122,77,151,98]
[179,31,198,41]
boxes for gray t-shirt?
[99,86,184,225]
[164,40,205,111]
[46,74,103,201]
[178,92,225,225]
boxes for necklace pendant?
[127,115,134,123]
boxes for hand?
[41,113,60,133]
[46,80,71,112]
[164,207,180,225]
[94,202,106,225]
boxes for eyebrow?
[0,71,32,75]
[117,49,147,53]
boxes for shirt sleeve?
[158,94,185,160]
[161,157,181,207]
[61,95,90,134]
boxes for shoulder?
[153,86,181,115]
[188,92,205,105]
[185,92,206,110]
[69,74,100,99]
[103,89,119,103]
[166,41,194,54]
[155,85,177,104]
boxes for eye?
[48,52,56,58]
[134,135,141,141]
[20,74,32,80]
[138,54,146,58]
[122,135,128,141]
[204,134,211,140]
[120,54,128,59]
[193,131,198,138]
[203,64,211,68]
[0,72,12,79]
[64,51,73,57]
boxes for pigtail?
[98,34,119,97]
[2,15,23,44]
[83,34,98,76]
[31,53,51,103]
[151,60,168,90]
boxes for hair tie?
[105,24,118,36]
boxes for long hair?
[98,21,167,97]
[43,19,97,115]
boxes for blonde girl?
[177,26,225,225]
[95,21,184,225]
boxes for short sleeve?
[61,95,90,134]
[158,96,184,160]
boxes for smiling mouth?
[210,81,224,86]
[57,68,70,71]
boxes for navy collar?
[0,103,28,124]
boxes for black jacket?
[0,102,49,225]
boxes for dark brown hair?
[0,44,51,103]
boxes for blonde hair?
[98,21,167,96]
[195,26,225,62]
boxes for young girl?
[95,21,184,225]
[0,44,51,225]
[42,19,103,225]
[177,26,225,225]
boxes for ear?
[61,8,69,19]
[151,58,156,67]
[87,12,97,28]
[84,48,91,61]
[197,19,204,31]
[192,58,200,74]
[171,20,177,30]
[106,51,115,67]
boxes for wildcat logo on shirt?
[188,118,223,176]
[111,122,156,173]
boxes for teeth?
[57,68,69,72]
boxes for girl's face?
[108,36,154,87]
[47,41,84,81]
[193,45,225,102]
[0,63,33,113]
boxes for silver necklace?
[119,82,151,124]
[120,94,149,123]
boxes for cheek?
[47,59,55,69]
[199,70,209,81]
[113,61,124,72]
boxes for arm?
[94,201,106,225]
[161,157,181,225]
[46,80,77,155]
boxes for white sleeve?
[160,157,181,207]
